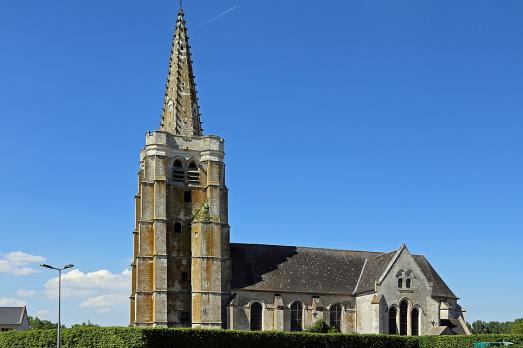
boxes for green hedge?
[0,327,144,348]
[0,327,522,348]
[417,334,523,348]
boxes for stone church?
[129,8,470,336]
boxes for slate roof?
[230,243,380,295]
[413,255,457,299]
[0,307,25,325]
[353,251,396,295]
[230,243,457,299]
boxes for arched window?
[398,278,403,288]
[412,308,419,336]
[172,159,185,183]
[399,300,408,336]
[290,302,303,331]
[187,161,200,185]
[174,222,182,233]
[389,307,398,334]
[250,302,262,331]
[405,270,414,289]
[330,304,342,331]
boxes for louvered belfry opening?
[172,159,185,183]
[187,161,200,185]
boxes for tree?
[511,319,523,334]
[28,316,63,330]
[70,320,99,328]
[471,318,523,334]
[472,320,487,334]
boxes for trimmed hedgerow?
[0,327,522,348]
[0,327,144,348]
[141,329,419,348]
[0,327,416,348]
[417,334,523,348]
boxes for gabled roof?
[413,255,457,299]
[230,243,458,300]
[353,251,395,295]
[230,243,381,295]
[0,307,26,325]
[354,245,457,299]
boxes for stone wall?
[228,290,356,333]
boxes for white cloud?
[44,269,130,298]
[0,251,46,276]
[16,289,36,298]
[0,297,26,306]
[44,268,131,313]
[5,251,45,264]
[81,294,128,313]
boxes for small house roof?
[0,307,26,325]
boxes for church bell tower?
[130,8,231,328]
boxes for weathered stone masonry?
[130,8,230,328]
[130,7,469,335]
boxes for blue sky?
[0,0,522,326]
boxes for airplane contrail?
[194,5,238,29]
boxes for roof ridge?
[365,250,396,260]
[230,242,384,254]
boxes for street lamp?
[40,263,74,348]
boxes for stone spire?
[160,8,203,136]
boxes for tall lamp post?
[40,263,74,348]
